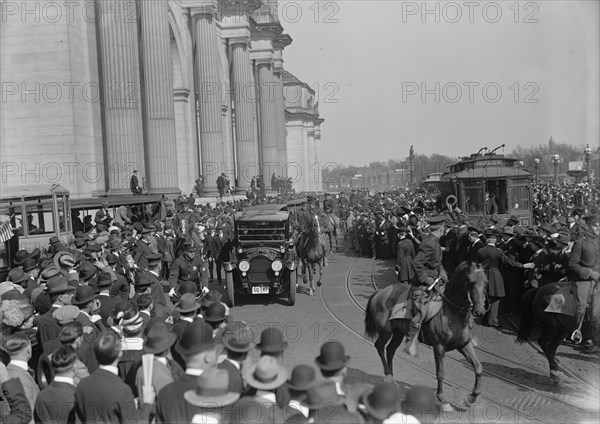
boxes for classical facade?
[0,0,323,198]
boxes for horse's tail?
[516,288,536,344]
[364,291,379,340]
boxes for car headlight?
[239,260,250,272]
[271,260,283,272]
[237,248,243,254]
[280,246,286,253]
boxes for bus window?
[463,181,483,214]
[1,201,23,236]
[25,198,55,235]
[57,195,68,233]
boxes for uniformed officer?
[403,215,449,357]
[168,241,209,293]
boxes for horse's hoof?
[383,374,394,383]
[317,281,322,287]
[451,401,469,412]
[308,289,315,297]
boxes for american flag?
[0,215,14,243]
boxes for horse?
[364,262,488,410]
[297,220,327,296]
[318,210,339,252]
[517,281,600,385]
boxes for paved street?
[228,239,600,423]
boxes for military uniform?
[404,215,448,356]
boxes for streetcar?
[225,204,298,307]
[438,146,533,226]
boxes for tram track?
[317,240,598,421]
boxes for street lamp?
[584,144,592,181]
[552,154,560,183]
[534,158,539,184]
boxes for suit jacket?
[467,239,484,264]
[217,359,244,394]
[156,373,198,424]
[7,363,39,413]
[210,235,225,260]
[34,380,76,424]
[35,306,60,348]
[146,271,167,318]
[109,272,130,302]
[98,293,118,325]
[476,244,523,297]
[1,373,33,424]
[133,240,152,272]
[75,368,150,424]
[135,357,183,403]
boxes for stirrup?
[571,329,582,344]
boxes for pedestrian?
[75,330,155,423]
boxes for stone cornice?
[272,33,292,50]
[251,21,283,41]
[180,0,219,17]
[220,0,262,17]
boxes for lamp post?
[534,158,539,185]
[552,154,560,184]
[584,144,592,182]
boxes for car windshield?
[237,221,287,242]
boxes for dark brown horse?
[517,281,600,385]
[297,220,327,296]
[364,262,488,409]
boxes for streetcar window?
[511,186,530,211]
[462,181,483,214]
[485,180,508,214]
[25,198,55,235]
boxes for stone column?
[219,36,236,185]
[272,42,290,177]
[97,0,145,193]
[190,3,225,193]
[230,38,260,190]
[307,126,316,191]
[256,59,279,189]
[314,124,322,191]
[139,0,179,194]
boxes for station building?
[0,0,324,197]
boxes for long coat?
[397,238,415,283]
[476,244,523,297]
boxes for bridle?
[439,268,487,315]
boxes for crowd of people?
[339,181,599,352]
[0,178,598,423]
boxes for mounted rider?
[403,214,450,357]
[294,196,328,266]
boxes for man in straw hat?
[238,355,287,419]
[182,368,241,423]
[403,215,449,357]
[156,321,219,424]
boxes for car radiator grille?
[247,257,272,283]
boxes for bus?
[1,184,73,279]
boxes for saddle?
[389,285,444,322]
[544,281,595,316]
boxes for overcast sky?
[279,0,599,167]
